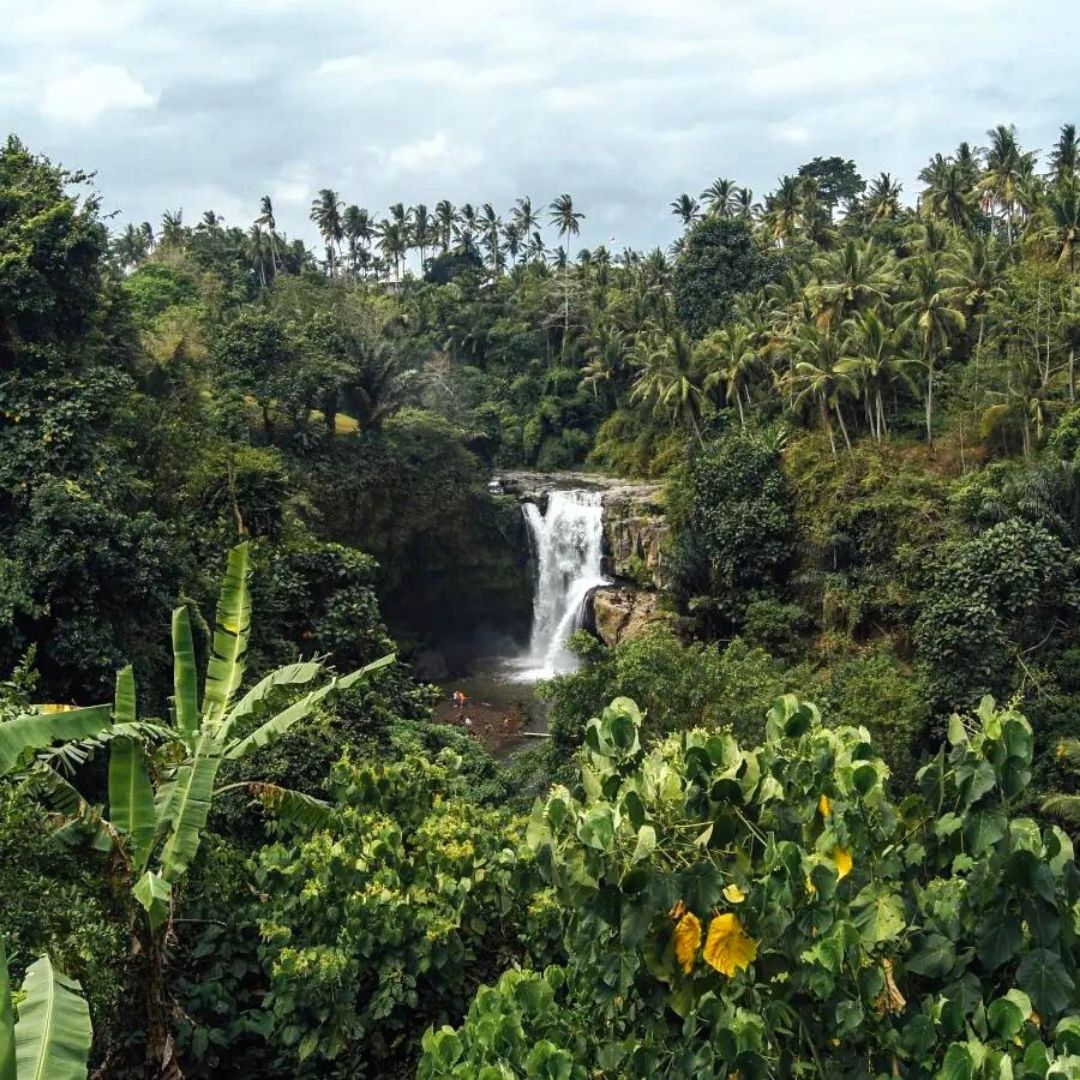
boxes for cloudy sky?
[2,0,1076,252]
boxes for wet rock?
[586,585,664,647]
[413,649,448,681]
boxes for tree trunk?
[820,399,836,456]
[876,389,887,440]
[736,389,745,427]
[925,354,935,448]
[141,923,177,1080]
[835,400,853,453]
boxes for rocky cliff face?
[584,585,663,648]
[495,471,670,646]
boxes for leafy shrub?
[422,694,1080,1078]
[255,751,543,1073]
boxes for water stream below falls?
[511,489,608,682]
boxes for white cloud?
[385,132,481,175]
[40,65,156,125]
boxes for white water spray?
[513,489,608,681]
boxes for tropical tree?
[434,200,456,253]
[1050,123,1080,184]
[670,193,701,226]
[630,326,705,441]
[410,203,434,269]
[23,544,394,1074]
[701,177,739,218]
[254,194,280,272]
[159,210,186,250]
[863,172,904,223]
[838,307,915,440]
[1039,176,1080,271]
[343,205,374,279]
[786,322,856,454]
[898,256,966,445]
[700,324,758,427]
[512,196,539,241]
[113,223,149,270]
[981,124,1035,244]
[810,239,897,327]
[550,194,585,344]
[310,188,344,275]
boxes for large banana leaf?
[13,956,92,1080]
[132,870,173,931]
[223,654,394,761]
[158,739,223,885]
[201,543,252,732]
[0,936,14,1080]
[218,781,332,829]
[108,737,156,871]
[0,705,111,777]
[218,660,325,743]
[171,606,199,746]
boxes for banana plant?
[93,542,393,928]
[0,937,92,1080]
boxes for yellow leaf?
[673,912,702,974]
[832,847,853,880]
[722,883,746,904]
[702,913,757,977]
[818,793,832,817]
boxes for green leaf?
[978,915,1022,970]
[632,825,657,862]
[133,871,172,931]
[1016,948,1075,1017]
[852,884,906,946]
[906,933,956,978]
[219,660,325,741]
[235,783,331,829]
[13,956,92,1080]
[987,997,1025,1040]
[171,607,200,745]
[940,1043,974,1080]
[201,543,252,731]
[158,739,223,885]
[964,807,1008,856]
[223,655,394,761]
[0,705,112,777]
[0,937,14,1080]
[108,736,156,871]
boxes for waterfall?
[513,489,608,681]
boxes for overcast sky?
[2,0,1077,253]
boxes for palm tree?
[670,193,701,227]
[343,205,374,279]
[254,195,281,274]
[981,124,1034,244]
[786,323,856,455]
[512,197,540,241]
[838,308,915,440]
[114,222,149,270]
[245,224,274,288]
[453,203,480,260]
[434,200,456,253]
[377,220,407,281]
[810,239,897,328]
[550,194,585,344]
[863,173,904,223]
[527,229,548,265]
[701,178,739,219]
[1040,177,1080,271]
[630,326,705,442]
[503,221,523,266]
[159,210,186,250]
[734,188,756,221]
[480,203,503,272]
[549,194,584,257]
[581,320,629,404]
[1050,123,1080,185]
[920,159,977,229]
[898,256,966,446]
[763,176,803,246]
[310,189,344,275]
[410,204,434,269]
[700,325,758,427]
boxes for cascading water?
[513,489,608,681]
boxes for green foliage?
[425,693,1080,1078]
[914,519,1080,713]
[671,217,776,338]
[670,430,795,631]
[255,751,541,1072]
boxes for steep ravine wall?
[495,472,669,647]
